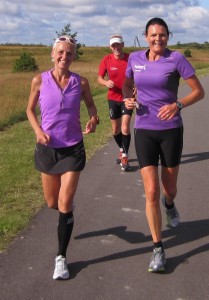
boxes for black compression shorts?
[108,99,133,119]
[134,127,183,169]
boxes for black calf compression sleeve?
[113,132,123,149]
[57,211,74,257]
[122,134,131,154]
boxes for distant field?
[0,45,208,252]
[0,45,209,129]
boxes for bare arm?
[122,77,136,110]
[26,74,50,144]
[81,76,98,134]
[98,75,114,88]
[158,74,205,120]
[179,75,205,107]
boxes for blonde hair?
[53,35,76,53]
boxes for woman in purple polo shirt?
[123,17,204,273]
[26,35,99,280]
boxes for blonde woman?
[26,35,99,280]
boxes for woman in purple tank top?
[123,18,205,273]
[26,35,99,280]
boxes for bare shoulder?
[80,75,89,86]
[80,76,90,93]
[32,73,42,87]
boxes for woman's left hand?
[157,103,179,120]
[83,119,97,134]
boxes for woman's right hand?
[36,130,51,145]
[106,80,114,88]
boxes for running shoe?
[53,255,69,280]
[148,247,166,273]
[162,196,180,228]
[120,156,131,171]
[115,150,123,164]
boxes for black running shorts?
[134,127,183,169]
[108,99,133,120]
[34,140,86,174]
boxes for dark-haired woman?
[123,18,204,272]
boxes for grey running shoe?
[53,255,69,280]
[162,196,180,228]
[148,247,166,273]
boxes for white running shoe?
[53,255,69,280]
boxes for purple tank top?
[39,70,82,147]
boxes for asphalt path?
[0,76,209,300]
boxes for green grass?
[0,121,42,251]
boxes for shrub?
[184,49,192,58]
[13,51,39,72]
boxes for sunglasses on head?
[53,36,76,48]
[57,37,76,44]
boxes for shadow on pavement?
[75,226,149,244]
[71,218,209,278]
[181,151,209,164]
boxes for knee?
[45,196,58,210]
[122,128,130,135]
[121,124,130,135]
[47,202,58,210]
[162,170,178,199]
[58,196,75,212]
[146,188,160,207]
[113,128,121,136]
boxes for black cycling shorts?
[134,127,183,169]
[34,140,86,174]
[108,99,133,120]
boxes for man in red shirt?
[98,34,133,171]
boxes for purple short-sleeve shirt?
[125,48,195,130]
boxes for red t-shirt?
[98,53,129,102]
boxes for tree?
[56,23,83,59]
[13,51,39,72]
[177,41,181,48]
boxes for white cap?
[109,35,123,46]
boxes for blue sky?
[200,0,209,9]
[1,0,209,47]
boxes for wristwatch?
[176,101,183,111]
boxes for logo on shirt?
[110,67,118,70]
[134,64,146,72]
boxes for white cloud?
[0,0,209,46]
[0,1,19,14]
